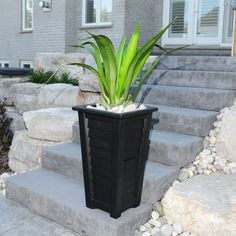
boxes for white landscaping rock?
[10,83,42,114]
[217,106,236,163]
[162,173,236,236]
[37,84,80,109]
[8,130,57,173]
[0,77,22,105]
[23,108,78,142]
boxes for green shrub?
[26,69,78,85]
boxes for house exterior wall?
[0,0,163,67]
[0,0,34,67]
[125,0,156,46]
[76,0,126,49]
[33,0,67,54]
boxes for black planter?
[72,104,158,219]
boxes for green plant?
[72,23,184,107]
[26,69,78,85]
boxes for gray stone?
[6,169,152,236]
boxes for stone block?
[23,108,78,142]
[162,173,236,236]
[8,130,57,173]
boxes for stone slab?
[42,142,179,203]
[6,169,152,236]
[23,108,78,142]
[8,130,57,173]
[0,195,79,235]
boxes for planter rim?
[72,104,158,119]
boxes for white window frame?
[82,0,112,27]
[0,60,10,68]
[20,60,34,68]
[22,0,33,31]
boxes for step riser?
[156,56,236,72]
[6,171,152,236]
[41,148,84,183]
[152,109,217,137]
[149,135,203,167]
[147,70,236,90]
[137,86,235,111]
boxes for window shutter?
[169,0,188,38]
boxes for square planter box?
[73,105,158,218]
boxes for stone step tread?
[148,104,218,117]
[150,130,202,147]
[142,84,236,92]
[153,68,236,74]
[138,85,235,111]
[6,168,152,236]
[42,142,180,203]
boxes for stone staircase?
[5,55,236,236]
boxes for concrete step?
[73,104,217,138]
[42,142,179,203]
[149,130,203,167]
[147,70,236,90]
[137,85,235,111]
[6,169,151,236]
[151,105,218,137]
[72,124,203,167]
[156,56,236,72]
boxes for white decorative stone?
[209,136,217,145]
[160,224,173,236]
[173,223,183,234]
[151,211,160,220]
[23,108,78,142]
[178,169,189,182]
[149,219,161,228]
[8,130,57,173]
[140,225,147,232]
[162,173,236,236]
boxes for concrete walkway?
[0,195,80,236]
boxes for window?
[82,0,112,26]
[20,60,34,68]
[0,61,10,68]
[22,0,33,31]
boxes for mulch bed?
[0,104,13,174]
